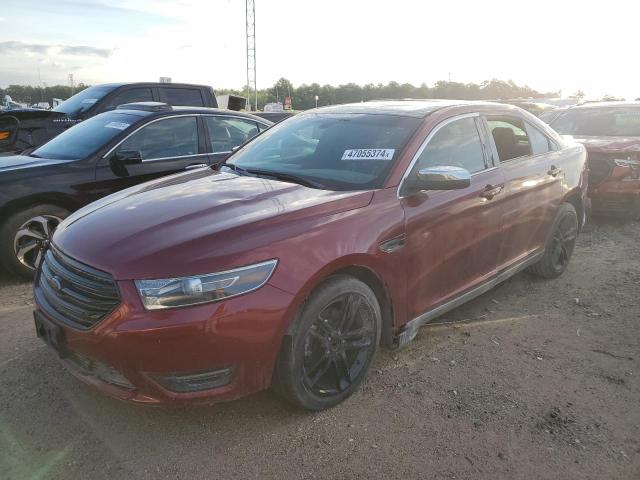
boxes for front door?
[95,115,210,192]
[401,114,506,321]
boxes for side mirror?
[405,166,471,194]
[112,149,142,165]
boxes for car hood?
[571,136,640,154]
[0,109,68,121]
[54,169,374,280]
[0,154,69,172]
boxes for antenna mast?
[246,0,257,111]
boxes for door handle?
[185,163,208,170]
[480,184,504,200]
[547,165,562,177]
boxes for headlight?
[135,259,278,310]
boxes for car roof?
[568,101,640,110]
[310,100,504,118]
[94,82,211,89]
[111,104,273,124]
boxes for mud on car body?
[33,100,587,410]
[0,102,271,278]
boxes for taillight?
[0,131,10,141]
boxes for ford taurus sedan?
[33,100,588,410]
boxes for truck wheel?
[528,203,578,279]
[272,275,381,411]
[0,204,69,279]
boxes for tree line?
[0,84,89,106]
[218,78,561,110]
[1,78,560,110]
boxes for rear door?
[400,113,506,319]
[201,115,264,166]
[95,115,209,191]
[482,114,563,270]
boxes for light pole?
[315,95,318,109]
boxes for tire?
[0,204,70,279]
[272,275,382,411]
[528,203,578,279]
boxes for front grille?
[587,154,613,186]
[35,246,120,330]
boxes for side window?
[487,117,532,162]
[414,116,486,174]
[101,87,153,111]
[525,123,552,155]
[118,116,198,160]
[204,117,260,153]
[159,88,204,107]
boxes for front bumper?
[34,279,295,405]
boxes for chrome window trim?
[102,113,269,161]
[397,112,483,199]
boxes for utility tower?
[246,0,257,111]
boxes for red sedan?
[34,100,588,410]
[546,102,640,219]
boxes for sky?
[0,0,638,99]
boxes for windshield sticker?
[81,98,98,104]
[341,149,395,161]
[104,121,130,130]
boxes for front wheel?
[0,204,69,279]
[528,203,578,279]
[272,275,382,410]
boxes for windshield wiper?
[220,163,249,176]
[244,168,327,189]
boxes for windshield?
[550,107,640,137]
[225,113,421,190]
[53,85,117,116]
[33,112,139,160]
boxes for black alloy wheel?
[302,292,377,397]
[272,275,382,410]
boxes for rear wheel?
[272,276,381,410]
[0,204,69,279]
[528,203,578,279]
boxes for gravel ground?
[0,219,638,479]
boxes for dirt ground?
[1,219,638,480]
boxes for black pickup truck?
[0,82,218,153]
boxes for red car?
[33,101,588,410]
[546,102,640,219]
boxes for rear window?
[159,88,204,107]
[551,108,640,137]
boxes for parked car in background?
[545,102,640,218]
[255,111,297,123]
[498,100,558,117]
[0,102,271,277]
[0,82,218,153]
[33,100,587,410]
